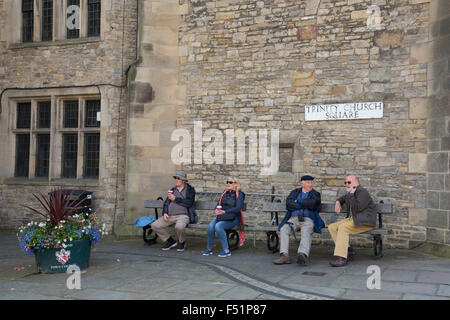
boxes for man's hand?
[163,213,169,222]
[215,209,225,216]
[335,201,341,214]
[349,186,357,194]
[168,193,176,201]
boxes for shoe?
[330,257,348,267]
[347,249,357,262]
[202,249,213,256]
[273,253,292,265]
[218,250,231,257]
[177,242,185,252]
[161,237,177,251]
[297,253,308,266]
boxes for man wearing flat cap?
[151,171,196,251]
[273,175,324,265]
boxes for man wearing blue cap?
[273,175,324,265]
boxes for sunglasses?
[226,181,235,184]
[344,181,352,185]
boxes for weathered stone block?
[427,119,446,139]
[369,68,392,83]
[440,16,450,37]
[428,173,445,190]
[427,227,446,243]
[427,191,440,209]
[216,12,235,20]
[409,208,427,226]
[297,26,316,41]
[134,82,155,104]
[427,152,448,172]
[410,0,430,4]
[351,10,366,20]
[409,98,428,119]
[427,209,449,228]
[410,42,434,64]
[375,31,403,47]
[409,153,427,173]
[293,71,315,86]
[305,0,320,15]
[330,86,346,95]
[440,192,450,210]
[445,174,450,191]
[428,96,449,118]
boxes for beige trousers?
[328,217,373,259]
[151,215,190,243]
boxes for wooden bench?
[261,201,393,259]
[143,198,247,251]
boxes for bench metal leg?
[373,234,383,259]
[266,231,279,253]
[143,225,158,245]
[226,230,240,251]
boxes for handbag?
[216,212,235,221]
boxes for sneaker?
[177,242,185,252]
[202,249,213,256]
[161,237,177,251]
[218,250,231,257]
[297,252,308,266]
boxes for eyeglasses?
[226,181,235,184]
[174,177,182,180]
[344,181,352,185]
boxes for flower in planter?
[17,188,107,254]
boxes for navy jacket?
[163,183,197,223]
[216,191,245,222]
[278,188,325,234]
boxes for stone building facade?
[0,0,137,232]
[0,0,449,250]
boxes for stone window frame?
[7,0,104,46]
[5,88,102,183]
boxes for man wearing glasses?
[329,175,377,267]
[273,175,324,266]
[151,171,196,251]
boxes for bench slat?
[262,202,392,214]
[195,201,218,210]
[144,200,164,208]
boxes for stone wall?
[0,0,137,232]
[425,0,450,245]
[173,0,435,248]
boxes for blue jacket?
[278,188,325,234]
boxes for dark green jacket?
[337,185,377,227]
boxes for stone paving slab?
[417,271,450,285]
[341,288,403,300]
[381,269,418,282]
[402,293,450,300]
[378,281,439,295]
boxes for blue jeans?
[207,218,240,250]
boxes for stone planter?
[34,238,91,273]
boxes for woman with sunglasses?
[202,177,245,257]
